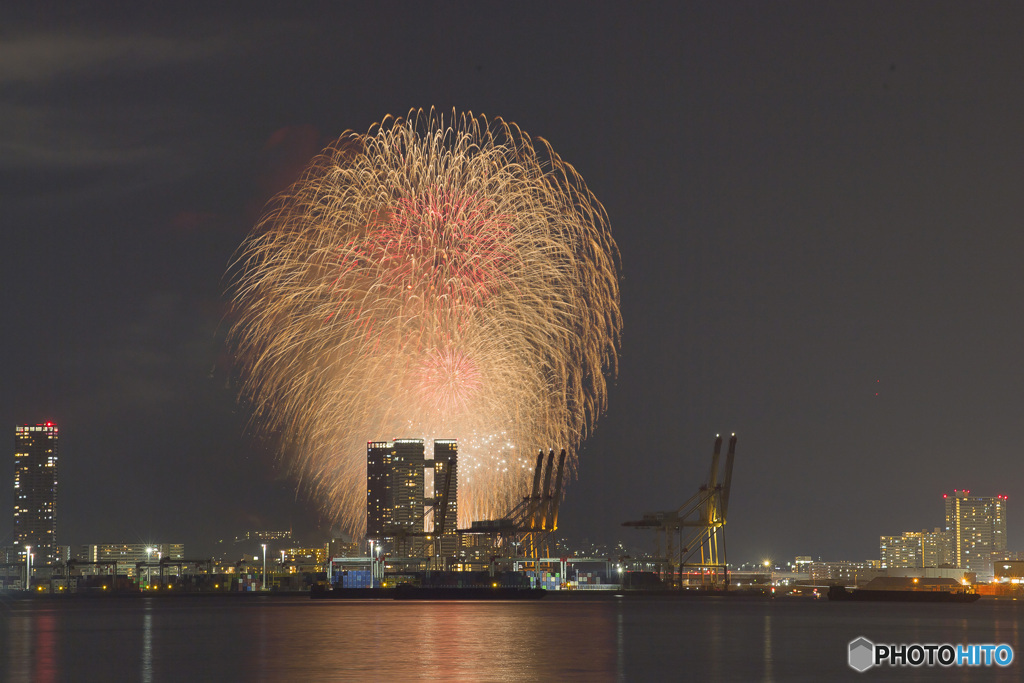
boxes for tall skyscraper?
[944,490,1007,576]
[366,441,395,540]
[391,439,426,532]
[14,423,59,566]
[366,439,426,542]
[432,440,459,556]
[366,438,459,557]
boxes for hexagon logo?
[848,637,875,672]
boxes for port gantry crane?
[506,448,567,558]
[623,434,737,588]
[464,448,568,561]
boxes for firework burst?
[229,109,620,533]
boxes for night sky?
[5,3,1024,563]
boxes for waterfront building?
[392,439,427,532]
[366,439,427,553]
[366,441,397,539]
[76,543,184,577]
[282,546,329,573]
[366,438,459,557]
[880,533,921,569]
[14,423,59,566]
[880,529,953,569]
[432,439,460,556]
[328,534,361,559]
[944,490,1007,576]
[921,528,955,567]
[231,530,294,562]
[809,560,885,587]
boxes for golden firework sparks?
[228,109,621,534]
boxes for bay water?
[2,593,1021,681]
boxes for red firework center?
[415,348,483,413]
[340,188,516,310]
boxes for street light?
[25,545,31,591]
[146,547,155,588]
[372,540,380,589]
[261,543,268,591]
[280,550,286,573]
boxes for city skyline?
[12,420,1020,573]
[5,4,1024,563]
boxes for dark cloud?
[0,32,216,85]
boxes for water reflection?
[2,596,1024,680]
[254,601,617,681]
[615,599,625,682]
[7,606,32,681]
[4,607,57,683]
[34,612,56,683]
[140,603,152,683]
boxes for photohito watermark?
[848,637,1014,672]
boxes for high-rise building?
[366,441,394,540]
[366,438,459,557]
[14,423,59,566]
[944,490,1007,576]
[391,439,426,532]
[432,440,459,556]
[366,439,426,541]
